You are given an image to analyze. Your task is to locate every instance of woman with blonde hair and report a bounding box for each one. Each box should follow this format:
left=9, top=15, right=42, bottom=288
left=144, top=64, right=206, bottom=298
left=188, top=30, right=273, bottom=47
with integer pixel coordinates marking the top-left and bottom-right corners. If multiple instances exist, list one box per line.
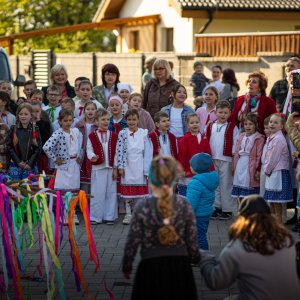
left=143, top=59, right=180, bottom=118
left=122, top=155, right=200, bottom=300
left=200, top=194, right=300, bottom=299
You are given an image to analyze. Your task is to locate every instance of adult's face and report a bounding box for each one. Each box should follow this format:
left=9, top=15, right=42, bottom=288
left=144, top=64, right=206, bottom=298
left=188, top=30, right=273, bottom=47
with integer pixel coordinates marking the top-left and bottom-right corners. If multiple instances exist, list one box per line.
left=285, top=59, right=300, bottom=77
left=104, top=72, right=117, bottom=86
left=212, top=67, right=222, bottom=81
left=53, top=70, right=67, bottom=85
left=153, top=64, right=167, bottom=81
left=247, top=76, right=260, bottom=96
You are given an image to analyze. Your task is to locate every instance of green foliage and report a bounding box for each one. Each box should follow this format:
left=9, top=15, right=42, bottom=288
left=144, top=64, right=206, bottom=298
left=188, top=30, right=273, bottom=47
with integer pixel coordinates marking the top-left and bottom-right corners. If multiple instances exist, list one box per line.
left=0, top=0, right=116, bottom=54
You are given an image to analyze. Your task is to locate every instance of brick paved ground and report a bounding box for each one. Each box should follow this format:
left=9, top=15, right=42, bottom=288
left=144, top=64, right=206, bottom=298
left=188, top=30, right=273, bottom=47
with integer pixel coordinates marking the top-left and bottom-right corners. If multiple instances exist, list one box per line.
left=2, top=210, right=299, bottom=300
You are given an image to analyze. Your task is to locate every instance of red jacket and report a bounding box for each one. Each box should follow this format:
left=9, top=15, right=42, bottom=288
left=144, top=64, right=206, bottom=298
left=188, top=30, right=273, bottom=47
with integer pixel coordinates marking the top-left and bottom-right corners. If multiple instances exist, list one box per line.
left=178, top=132, right=212, bottom=177
left=229, top=95, right=277, bottom=134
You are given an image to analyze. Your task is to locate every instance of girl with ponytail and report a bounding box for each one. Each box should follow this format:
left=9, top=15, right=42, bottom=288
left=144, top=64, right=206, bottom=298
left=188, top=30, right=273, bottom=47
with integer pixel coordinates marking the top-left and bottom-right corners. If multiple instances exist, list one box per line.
left=122, top=155, right=200, bottom=300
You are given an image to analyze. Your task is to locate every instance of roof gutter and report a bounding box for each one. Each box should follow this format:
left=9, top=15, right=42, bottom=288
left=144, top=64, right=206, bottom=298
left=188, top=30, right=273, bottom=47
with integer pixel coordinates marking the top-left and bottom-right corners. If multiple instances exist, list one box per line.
left=198, top=10, right=213, bottom=34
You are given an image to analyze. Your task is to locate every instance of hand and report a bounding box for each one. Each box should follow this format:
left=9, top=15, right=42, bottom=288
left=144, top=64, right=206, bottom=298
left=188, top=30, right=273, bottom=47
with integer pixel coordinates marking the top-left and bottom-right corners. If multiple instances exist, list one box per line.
left=119, top=169, right=125, bottom=177
left=191, top=83, right=196, bottom=88
left=287, top=112, right=300, bottom=124
left=18, top=161, right=26, bottom=168
left=123, top=272, right=131, bottom=280
left=296, top=171, right=300, bottom=182
left=265, top=172, right=271, bottom=177
left=55, top=159, right=64, bottom=166
left=90, top=155, right=99, bottom=162
left=76, top=157, right=81, bottom=165
left=112, top=168, right=118, bottom=180
left=292, top=151, right=299, bottom=159
left=24, top=164, right=31, bottom=170
left=254, top=171, right=260, bottom=181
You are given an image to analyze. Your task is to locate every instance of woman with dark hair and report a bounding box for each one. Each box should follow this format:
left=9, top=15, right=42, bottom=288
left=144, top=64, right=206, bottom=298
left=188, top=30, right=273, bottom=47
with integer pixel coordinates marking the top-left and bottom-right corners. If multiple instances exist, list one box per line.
left=200, top=195, right=300, bottom=299
left=122, top=155, right=200, bottom=300
left=230, top=71, right=277, bottom=133
left=219, top=68, right=240, bottom=108
left=92, top=63, right=120, bottom=108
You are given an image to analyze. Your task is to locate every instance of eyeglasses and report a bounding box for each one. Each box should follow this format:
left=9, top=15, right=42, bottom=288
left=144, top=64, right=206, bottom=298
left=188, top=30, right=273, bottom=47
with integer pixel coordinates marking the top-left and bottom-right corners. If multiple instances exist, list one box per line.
left=48, top=93, right=60, bottom=97
left=154, top=67, right=166, bottom=71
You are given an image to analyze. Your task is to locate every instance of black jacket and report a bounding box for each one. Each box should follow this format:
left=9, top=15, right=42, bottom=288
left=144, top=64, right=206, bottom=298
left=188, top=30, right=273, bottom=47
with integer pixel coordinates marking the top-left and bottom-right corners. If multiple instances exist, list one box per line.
left=7, top=123, right=42, bottom=168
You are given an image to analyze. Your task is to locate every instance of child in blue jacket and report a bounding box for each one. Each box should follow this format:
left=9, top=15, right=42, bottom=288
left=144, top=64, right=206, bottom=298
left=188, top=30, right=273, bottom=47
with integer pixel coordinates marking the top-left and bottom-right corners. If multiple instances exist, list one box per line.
left=186, top=153, right=219, bottom=250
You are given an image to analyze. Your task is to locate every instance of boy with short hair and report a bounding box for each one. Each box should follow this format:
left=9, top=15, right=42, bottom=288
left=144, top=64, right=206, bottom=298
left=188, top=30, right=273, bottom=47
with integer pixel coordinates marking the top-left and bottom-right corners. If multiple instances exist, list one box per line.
left=43, top=85, right=62, bottom=123
left=206, top=100, right=239, bottom=220
left=23, top=80, right=37, bottom=101
left=87, top=108, right=118, bottom=224
left=148, top=111, right=178, bottom=159
left=73, top=76, right=89, bottom=103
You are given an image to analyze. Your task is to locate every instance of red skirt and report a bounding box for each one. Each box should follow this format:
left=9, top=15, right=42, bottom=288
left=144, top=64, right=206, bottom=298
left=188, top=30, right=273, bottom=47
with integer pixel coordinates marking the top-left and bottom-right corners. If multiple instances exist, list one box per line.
left=37, top=153, right=50, bottom=174
left=80, top=154, right=92, bottom=184
left=119, top=184, right=148, bottom=198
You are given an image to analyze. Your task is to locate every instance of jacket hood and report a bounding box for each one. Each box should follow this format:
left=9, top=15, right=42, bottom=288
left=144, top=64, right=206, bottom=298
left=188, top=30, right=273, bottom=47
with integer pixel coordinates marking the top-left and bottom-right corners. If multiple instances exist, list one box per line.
left=193, top=171, right=219, bottom=192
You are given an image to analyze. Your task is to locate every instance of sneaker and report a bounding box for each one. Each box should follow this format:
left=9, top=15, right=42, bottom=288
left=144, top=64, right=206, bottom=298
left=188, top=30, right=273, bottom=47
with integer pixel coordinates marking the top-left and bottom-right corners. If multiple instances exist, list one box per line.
left=122, top=214, right=132, bottom=225
left=90, top=220, right=101, bottom=225
left=106, top=220, right=115, bottom=225
left=210, top=209, right=221, bottom=220
left=219, top=212, right=232, bottom=220
left=74, top=213, right=80, bottom=225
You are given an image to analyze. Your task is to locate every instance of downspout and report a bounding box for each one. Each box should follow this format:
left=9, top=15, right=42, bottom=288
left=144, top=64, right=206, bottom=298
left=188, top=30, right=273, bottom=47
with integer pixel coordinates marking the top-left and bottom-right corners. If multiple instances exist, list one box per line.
left=198, top=10, right=213, bottom=34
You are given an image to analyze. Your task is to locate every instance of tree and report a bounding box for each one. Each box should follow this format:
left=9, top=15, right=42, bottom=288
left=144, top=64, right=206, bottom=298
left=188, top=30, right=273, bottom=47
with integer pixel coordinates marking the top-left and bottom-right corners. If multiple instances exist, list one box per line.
left=0, top=0, right=116, bottom=54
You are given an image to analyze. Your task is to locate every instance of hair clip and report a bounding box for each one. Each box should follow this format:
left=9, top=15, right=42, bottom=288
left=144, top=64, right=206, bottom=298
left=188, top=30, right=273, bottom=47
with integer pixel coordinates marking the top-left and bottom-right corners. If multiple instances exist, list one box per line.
left=163, top=218, right=170, bottom=225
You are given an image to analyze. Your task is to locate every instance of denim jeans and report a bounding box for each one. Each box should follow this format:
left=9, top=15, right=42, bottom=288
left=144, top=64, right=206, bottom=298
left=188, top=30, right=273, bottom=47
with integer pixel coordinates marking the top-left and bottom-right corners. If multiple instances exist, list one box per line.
left=196, top=215, right=210, bottom=250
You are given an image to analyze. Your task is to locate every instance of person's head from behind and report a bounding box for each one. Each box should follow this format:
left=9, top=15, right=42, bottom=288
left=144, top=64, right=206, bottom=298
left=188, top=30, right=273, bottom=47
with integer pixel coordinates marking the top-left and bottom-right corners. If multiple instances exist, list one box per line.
left=222, top=68, right=240, bottom=90
left=193, top=61, right=203, bottom=74
left=124, top=109, right=139, bottom=131
left=154, top=111, right=170, bottom=133
left=244, top=113, right=258, bottom=136
left=285, top=57, right=300, bottom=76
left=29, top=89, right=44, bottom=103
left=47, top=85, right=61, bottom=106
left=216, top=100, right=231, bottom=124
left=0, top=81, right=12, bottom=97
left=109, top=94, right=123, bottom=118
left=149, top=156, right=180, bottom=245
left=204, top=86, right=219, bottom=106
left=268, top=113, right=284, bottom=135
left=61, top=97, right=75, bottom=112
left=230, top=195, right=294, bottom=255
left=152, top=59, right=173, bottom=81
left=0, top=91, right=10, bottom=111
left=58, top=109, right=74, bottom=131
left=246, top=71, right=268, bottom=96
left=263, top=116, right=271, bottom=137
left=74, top=76, right=89, bottom=96
left=117, top=83, right=133, bottom=103
left=101, top=63, right=120, bottom=88
left=128, top=93, right=143, bottom=110
left=187, top=113, right=200, bottom=135
left=211, top=65, right=222, bottom=81
left=23, top=80, right=37, bottom=99
left=190, top=153, right=212, bottom=175
left=95, top=108, right=109, bottom=131
left=78, top=80, right=93, bottom=102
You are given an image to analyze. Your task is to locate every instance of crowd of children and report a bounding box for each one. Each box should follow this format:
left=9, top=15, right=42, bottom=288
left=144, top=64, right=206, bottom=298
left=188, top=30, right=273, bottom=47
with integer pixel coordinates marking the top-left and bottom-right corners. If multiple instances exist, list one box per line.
left=0, top=60, right=300, bottom=238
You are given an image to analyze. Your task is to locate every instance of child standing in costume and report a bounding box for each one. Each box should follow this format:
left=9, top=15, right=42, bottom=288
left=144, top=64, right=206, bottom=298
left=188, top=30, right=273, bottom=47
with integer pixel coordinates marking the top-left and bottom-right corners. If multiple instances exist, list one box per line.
left=43, top=85, right=62, bottom=124
left=0, top=117, right=9, bottom=173
left=117, top=83, right=133, bottom=114
left=76, top=101, right=98, bottom=193
left=87, top=109, right=118, bottom=224
left=149, top=111, right=178, bottom=159
left=116, top=109, right=151, bottom=225
left=196, top=86, right=218, bottom=134
left=264, top=113, right=293, bottom=222
left=187, top=153, right=219, bottom=250
left=232, top=113, right=265, bottom=200
left=7, top=104, right=42, bottom=180
left=178, top=113, right=212, bottom=197
left=108, top=95, right=127, bottom=135
left=206, top=101, right=239, bottom=220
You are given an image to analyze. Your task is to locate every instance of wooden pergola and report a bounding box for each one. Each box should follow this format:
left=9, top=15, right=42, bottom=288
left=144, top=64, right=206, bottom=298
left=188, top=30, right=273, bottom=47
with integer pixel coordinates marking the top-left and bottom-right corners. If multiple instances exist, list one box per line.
left=0, top=14, right=160, bottom=55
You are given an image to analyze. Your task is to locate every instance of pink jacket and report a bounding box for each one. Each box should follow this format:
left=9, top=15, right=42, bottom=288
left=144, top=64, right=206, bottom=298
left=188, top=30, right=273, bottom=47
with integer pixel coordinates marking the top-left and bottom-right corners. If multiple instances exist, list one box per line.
left=263, top=130, right=290, bottom=175
left=196, top=106, right=217, bottom=134
left=138, top=108, right=155, bottom=133
left=233, top=132, right=265, bottom=187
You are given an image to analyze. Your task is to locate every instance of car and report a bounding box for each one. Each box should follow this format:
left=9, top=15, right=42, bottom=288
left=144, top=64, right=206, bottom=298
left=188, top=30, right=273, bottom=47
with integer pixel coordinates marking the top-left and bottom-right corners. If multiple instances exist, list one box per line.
left=0, top=47, right=25, bottom=98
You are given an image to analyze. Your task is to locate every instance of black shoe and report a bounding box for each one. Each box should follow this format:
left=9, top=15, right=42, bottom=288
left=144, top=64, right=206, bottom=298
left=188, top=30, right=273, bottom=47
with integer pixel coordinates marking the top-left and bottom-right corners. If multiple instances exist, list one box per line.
left=285, top=215, right=298, bottom=225
left=219, top=212, right=232, bottom=220
left=292, top=223, right=300, bottom=233
left=210, top=209, right=221, bottom=220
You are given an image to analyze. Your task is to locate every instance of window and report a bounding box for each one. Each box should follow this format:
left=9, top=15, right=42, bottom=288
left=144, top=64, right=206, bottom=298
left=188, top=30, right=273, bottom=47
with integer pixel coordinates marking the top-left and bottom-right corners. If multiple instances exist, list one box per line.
left=129, top=30, right=139, bottom=51
left=165, top=28, right=174, bottom=51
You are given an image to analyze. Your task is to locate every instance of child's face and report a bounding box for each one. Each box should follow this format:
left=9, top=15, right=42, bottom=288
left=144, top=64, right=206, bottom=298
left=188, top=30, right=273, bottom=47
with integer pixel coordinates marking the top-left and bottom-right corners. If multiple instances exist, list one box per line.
left=204, top=89, right=217, bottom=105
left=47, top=91, right=60, bottom=106
left=30, top=93, right=43, bottom=103
left=18, top=108, right=31, bottom=126
left=268, top=115, right=283, bottom=134
left=32, top=105, right=41, bottom=121
left=244, top=120, right=256, bottom=135
left=216, top=107, right=230, bottom=123
left=84, top=104, right=96, bottom=120
left=126, top=114, right=139, bottom=131
left=119, top=89, right=130, bottom=103
left=156, top=117, right=170, bottom=132
left=61, top=102, right=75, bottom=112
left=264, top=124, right=271, bottom=137
left=129, top=96, right=142, bottom=110
left=109, top=100, right=122, bottom=116
left=174, top=87, right=187, bottom=104
left=187, top=116, right=200, bottom=135
left=23, top=84, right=35, bottom=98
left=74, top=80, right=81, bottom=96
left=194, top=65, right=203, bottom=74
left=96, top=115, right=109, bottom=130
left=79, top=84, right=92, bottom=101
left=60, top=115, right=73, bottom=131
left=0, top=83, right=12, bottom=96
left=212, top=67, right=222, bottom=81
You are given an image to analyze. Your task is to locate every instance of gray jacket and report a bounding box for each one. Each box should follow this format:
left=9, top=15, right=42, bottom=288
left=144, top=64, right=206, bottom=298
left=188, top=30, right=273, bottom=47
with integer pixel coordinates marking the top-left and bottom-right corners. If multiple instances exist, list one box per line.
left=200, top=239, right=300, bottom=300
